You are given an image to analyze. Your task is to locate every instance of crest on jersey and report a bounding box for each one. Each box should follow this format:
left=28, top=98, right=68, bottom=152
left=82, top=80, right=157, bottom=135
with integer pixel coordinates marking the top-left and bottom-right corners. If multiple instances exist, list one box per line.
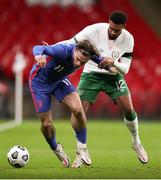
left=78, top=90, right=83, bottom=96
left=112, top=51, right=119, bottom=60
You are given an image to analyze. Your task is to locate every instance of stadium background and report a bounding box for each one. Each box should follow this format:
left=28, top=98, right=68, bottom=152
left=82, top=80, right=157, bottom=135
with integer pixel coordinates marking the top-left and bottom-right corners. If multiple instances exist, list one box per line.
left=0, top=0, right=161, bottom=120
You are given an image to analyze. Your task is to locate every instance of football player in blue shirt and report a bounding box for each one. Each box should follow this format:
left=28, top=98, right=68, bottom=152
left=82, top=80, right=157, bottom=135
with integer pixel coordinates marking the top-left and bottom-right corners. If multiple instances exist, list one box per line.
left=29, top=39, right=105, bottom=168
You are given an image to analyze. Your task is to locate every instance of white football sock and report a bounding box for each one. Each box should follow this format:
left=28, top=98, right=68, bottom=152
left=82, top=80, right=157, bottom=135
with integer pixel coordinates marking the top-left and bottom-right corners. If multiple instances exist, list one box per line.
left=124, top=116, right=141, bottom=145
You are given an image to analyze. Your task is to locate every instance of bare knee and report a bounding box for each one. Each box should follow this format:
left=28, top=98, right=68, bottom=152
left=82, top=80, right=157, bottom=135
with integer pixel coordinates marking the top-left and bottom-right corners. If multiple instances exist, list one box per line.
left=39, top=112, right=51, bottom=126
left=82, top=100, right=90, bottom=113
left=38, top=112, right=54, bottom=137
left=72, top=106, right=85, bottom=119
left=71, top=106, right=86, bottom=130
left=41, top=118, right=52, bottom=129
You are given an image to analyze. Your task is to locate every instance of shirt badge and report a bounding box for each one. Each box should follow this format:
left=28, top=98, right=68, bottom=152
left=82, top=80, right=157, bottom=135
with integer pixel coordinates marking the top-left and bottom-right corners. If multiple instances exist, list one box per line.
left=112, top=51, right=119, bottom=60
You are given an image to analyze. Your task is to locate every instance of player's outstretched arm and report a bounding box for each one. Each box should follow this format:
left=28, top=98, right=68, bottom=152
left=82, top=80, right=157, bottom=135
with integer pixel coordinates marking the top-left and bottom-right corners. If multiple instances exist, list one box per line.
left=33, top=45, right=60, bottom=57
left=98, top=57, right=114, bottom=68
left=33, top=44, right=66, bottom=67
left=91, top=55, right=104, bottom=64
left=33, top=45, right=56, bottom=67
left=98, top=57, right=131, bottom=74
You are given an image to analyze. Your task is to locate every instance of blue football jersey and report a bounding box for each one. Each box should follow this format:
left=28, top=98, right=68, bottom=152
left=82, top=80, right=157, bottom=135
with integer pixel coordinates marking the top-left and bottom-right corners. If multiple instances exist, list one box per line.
left=30, top=43, right=103, bottom=113
left=32, top=44, right=76, bottom=82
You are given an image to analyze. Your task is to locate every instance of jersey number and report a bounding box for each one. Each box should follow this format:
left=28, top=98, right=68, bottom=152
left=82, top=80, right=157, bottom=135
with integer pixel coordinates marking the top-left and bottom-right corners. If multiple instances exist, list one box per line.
left=116, top=80, right=126, bottom=91
left=54, top=65, right=64, bottom=72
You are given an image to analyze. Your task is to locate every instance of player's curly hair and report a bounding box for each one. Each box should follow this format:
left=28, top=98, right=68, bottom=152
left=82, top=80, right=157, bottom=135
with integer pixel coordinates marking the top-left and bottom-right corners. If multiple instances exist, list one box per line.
left=109, top=10, right=128, bottom=25
left=76, top=39, right=100, bottom=57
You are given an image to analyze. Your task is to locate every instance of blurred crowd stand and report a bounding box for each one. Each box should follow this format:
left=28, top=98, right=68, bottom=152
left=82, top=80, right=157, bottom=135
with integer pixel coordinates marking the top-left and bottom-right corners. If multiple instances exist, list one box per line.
left=0, top=0, right=160, bottom=120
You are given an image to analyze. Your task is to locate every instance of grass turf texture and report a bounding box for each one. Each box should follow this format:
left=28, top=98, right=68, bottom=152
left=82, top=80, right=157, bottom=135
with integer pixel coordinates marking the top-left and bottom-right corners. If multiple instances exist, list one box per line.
left=0, top=120, right=161, bottom=179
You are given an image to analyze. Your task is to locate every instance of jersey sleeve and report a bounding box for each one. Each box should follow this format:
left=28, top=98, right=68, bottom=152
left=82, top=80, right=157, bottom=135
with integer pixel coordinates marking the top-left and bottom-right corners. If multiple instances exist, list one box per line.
left=91, top=55, right=104, bottom=64
left=125, top=33, right=134, bottom=54
left=114, top=57, right=132, bottom=74
left=114, top=33, right=134, bottom=75
left=33, top=45, right=68, bottom=60
left=55, top=38, right=75, bottom=44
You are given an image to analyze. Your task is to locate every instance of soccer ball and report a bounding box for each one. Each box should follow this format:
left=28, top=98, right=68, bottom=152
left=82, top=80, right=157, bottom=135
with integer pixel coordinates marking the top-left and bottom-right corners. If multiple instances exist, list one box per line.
left=7, top=145, right=29, bottom=168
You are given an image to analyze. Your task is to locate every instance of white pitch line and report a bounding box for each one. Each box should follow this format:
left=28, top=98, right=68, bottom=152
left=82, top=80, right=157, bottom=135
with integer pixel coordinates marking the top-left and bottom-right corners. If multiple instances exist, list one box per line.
left=0, top=121, right=21, bottom=132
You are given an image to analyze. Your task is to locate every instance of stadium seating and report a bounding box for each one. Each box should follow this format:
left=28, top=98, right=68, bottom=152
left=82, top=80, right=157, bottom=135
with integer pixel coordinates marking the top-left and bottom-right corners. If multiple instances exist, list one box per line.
left=0, top=0, right=161, bottom=117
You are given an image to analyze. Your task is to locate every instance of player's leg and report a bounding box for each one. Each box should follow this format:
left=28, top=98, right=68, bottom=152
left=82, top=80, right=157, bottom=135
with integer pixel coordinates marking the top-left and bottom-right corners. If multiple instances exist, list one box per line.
left=57, top=74, right=98, bottom=145
left=62, top=92, right=87, bottom=139
left=61, top=91, right=91, bottom=168
left=38, top=111, right=70, bottom=167
left=70, top=87, right=98, bottom=130
left=29, top=75, right=70, bottom=167
left=71, top=100, right=90, bottom=129
left=53, top=77, right=94, bottom=168
left=54, top=78, right=87, bottom=142
left=70, top=73, right=100, bottom=167
left=103, top=74, right=148, bottom=164
left=38, top=111, right=57, bottom=150
left=71, top=72, right=101, bottom=125
left=116, top=94, right=148, bottom=164
left=30, top=101, right=70, bottom=167
left=115, top=94, right=139, bottom=144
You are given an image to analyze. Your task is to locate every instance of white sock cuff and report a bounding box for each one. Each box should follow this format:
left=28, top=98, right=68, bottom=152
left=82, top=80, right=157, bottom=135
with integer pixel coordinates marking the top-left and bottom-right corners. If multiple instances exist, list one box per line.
left=77, top=141, right=87, bottom=148
left=124, top=116, right=139, bottom=133
left=124, top=116, right=138, bottom=124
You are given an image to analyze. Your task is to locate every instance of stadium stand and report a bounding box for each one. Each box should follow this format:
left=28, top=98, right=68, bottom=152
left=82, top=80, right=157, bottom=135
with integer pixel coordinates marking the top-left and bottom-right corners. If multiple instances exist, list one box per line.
left=0, top=0, right=161, bottom=118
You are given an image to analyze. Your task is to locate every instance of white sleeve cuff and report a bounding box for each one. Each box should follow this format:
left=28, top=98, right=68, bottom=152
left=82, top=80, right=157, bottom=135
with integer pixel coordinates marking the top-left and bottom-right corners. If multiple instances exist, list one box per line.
left=114, top=59, right=130, bottom=75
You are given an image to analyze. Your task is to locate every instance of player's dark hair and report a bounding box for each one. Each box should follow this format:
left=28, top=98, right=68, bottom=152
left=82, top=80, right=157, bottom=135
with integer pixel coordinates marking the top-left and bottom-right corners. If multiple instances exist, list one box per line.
left=76, top=39, right=100, bottom=57
left=109, top=10, right=128, bottom=25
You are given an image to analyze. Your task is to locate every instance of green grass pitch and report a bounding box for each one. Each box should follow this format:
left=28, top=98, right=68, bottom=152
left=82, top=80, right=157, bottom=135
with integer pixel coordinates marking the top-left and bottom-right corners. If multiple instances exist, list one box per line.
left=0, top=120, right=161, bottom=179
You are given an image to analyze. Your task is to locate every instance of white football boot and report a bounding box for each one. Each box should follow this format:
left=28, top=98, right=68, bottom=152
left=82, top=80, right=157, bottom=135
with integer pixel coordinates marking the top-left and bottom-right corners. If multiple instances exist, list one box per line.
left=54, top=143, right=70, bottom=167
left=132, top=143, right=148, bottom=164
left=72, top=142, right=91, bottom=168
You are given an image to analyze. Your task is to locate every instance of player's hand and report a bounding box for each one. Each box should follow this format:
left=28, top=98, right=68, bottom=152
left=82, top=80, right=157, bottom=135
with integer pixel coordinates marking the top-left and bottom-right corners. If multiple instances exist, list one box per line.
left=100, top=64, right=118, bottom=73
left=98, top=57, right=114, bottom=69
left=108, top=66, right=119, bottom=73
left=42, top=41, right=49, bottom=46
left=35, top=55, right=46, bottom=67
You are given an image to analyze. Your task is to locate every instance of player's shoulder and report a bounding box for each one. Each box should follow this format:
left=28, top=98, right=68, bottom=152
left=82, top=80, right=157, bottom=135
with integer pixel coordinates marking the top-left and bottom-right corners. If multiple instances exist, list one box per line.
left=53, top=43, right=74, bottom=50
left=51, top=43, right=75, bottom=58
left=122, top=29, right=134, bottom=41
left=120, top=29, right=134, bottom=52
left=87, top=22, right=108, bottom=28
